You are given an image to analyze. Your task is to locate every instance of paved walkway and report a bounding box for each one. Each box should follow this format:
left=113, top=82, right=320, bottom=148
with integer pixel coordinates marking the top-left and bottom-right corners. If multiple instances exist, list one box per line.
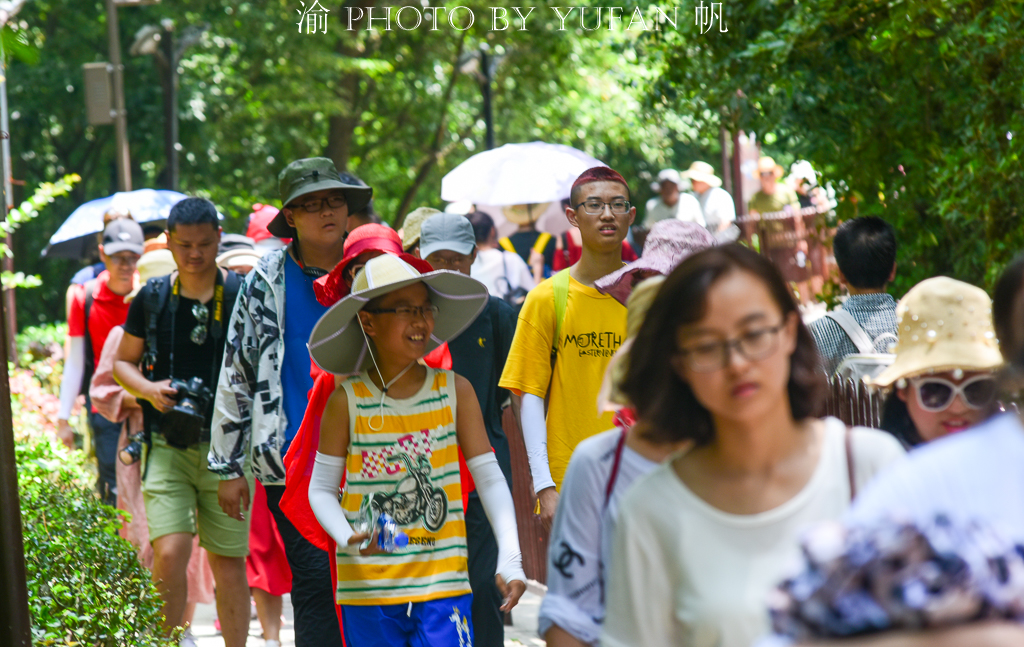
left=190, top=588, right=544, bottom=647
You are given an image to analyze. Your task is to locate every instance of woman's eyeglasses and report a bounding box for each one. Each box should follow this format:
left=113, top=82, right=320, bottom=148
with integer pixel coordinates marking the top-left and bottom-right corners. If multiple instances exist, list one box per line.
left=191, top=303, right=209, bottom=345
left=677, top=322, right=785, bottom=373
left=911, top=374, right=997, bottom=412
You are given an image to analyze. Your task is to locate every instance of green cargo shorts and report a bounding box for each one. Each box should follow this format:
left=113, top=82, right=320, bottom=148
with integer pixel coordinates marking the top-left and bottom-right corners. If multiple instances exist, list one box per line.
left=141, top=436, right=253, bottom=557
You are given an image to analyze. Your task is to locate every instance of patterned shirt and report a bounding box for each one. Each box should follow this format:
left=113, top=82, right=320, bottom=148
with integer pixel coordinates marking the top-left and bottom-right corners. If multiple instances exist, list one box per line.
left=809, top=293, right=898, bottom=375
left=336, top=367, right=470, bottom=605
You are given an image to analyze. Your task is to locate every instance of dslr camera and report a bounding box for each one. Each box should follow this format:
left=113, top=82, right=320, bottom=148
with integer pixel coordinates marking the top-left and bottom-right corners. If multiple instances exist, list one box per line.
left=159, top=377, right=214, bottom=449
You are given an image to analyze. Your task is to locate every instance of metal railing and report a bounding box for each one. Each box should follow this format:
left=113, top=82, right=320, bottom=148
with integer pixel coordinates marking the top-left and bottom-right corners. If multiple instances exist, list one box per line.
left=823, top=375, right=886, bottom=428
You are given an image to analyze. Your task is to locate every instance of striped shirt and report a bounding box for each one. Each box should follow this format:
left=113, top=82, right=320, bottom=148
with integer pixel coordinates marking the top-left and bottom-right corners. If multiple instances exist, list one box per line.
left=809, top=293, right=898, bottom=375
left=336, top=367, right=470, bottom=605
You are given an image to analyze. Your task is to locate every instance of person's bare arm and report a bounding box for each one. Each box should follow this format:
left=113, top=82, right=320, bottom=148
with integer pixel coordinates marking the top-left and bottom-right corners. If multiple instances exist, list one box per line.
left=112, top=331, right=178, bottom=413
left=545, top=625, right=590, bottom=647
left=798, top=622, right=1024, bottom=647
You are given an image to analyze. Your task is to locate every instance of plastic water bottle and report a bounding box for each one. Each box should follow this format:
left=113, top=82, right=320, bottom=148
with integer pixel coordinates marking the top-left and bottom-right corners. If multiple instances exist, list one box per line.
left=375, top=512, right=409, bottom=553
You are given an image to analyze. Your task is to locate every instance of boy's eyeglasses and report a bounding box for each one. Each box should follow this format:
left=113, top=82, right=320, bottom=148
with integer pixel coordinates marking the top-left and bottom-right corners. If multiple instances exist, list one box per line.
left=574, top=199, right=631, bottom=216
left=677, top=322, right=785, bottom=373
left=107, top=253, right=139, bottom=267
left=911, top=374, right=997, bottom=412
left=365, top=305, right=440, bottom=321
left=291, top=194, right=347, bottom=213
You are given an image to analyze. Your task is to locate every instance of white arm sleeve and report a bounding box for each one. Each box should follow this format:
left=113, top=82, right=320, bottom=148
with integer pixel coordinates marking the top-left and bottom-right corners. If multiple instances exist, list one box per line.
left=521, top=392, right=555, bottom=493
left=309, top=452, right=359, bottom=554
left=58, top=336, right=86, bottom=420
left=467, top=452, right=526, bottom=585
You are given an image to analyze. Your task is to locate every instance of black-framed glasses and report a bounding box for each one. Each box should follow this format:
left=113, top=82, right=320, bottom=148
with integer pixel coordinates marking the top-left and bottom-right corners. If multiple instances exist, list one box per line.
left=911, top=374, right=997, bottom=412
left=677, top=322, right=786, bottom=372
left=365, top=305, right=439, bottom=320
left=574, top=199, right=631, bottom=215
left=191, top=303, right=209, bottom=345
left=292, top=194, right=347, bottom=213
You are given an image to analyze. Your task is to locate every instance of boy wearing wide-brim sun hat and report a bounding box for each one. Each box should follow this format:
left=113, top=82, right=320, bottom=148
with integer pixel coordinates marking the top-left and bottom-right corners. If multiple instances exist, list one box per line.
left=870, top=276, right=1004, bottom=447
left=306, top=254, right=527, bottom=645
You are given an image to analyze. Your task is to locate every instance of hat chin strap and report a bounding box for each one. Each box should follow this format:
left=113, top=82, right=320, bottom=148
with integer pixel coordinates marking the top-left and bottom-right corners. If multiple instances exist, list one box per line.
left=359, top=322, right=418, bottom=432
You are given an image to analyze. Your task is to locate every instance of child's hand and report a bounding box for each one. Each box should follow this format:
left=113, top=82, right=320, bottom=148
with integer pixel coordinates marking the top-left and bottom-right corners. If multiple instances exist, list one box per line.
left=496, top=574, right=527, bottom=612
left=347, top=528, right=384, bottom=556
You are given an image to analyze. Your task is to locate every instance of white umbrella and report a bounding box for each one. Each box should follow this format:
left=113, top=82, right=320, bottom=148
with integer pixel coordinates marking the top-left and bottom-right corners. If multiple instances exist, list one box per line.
left=441, top=141, right=605, bottom=206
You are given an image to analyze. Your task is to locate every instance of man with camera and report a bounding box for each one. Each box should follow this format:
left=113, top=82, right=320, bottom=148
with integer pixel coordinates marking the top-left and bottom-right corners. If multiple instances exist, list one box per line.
left=114, top=197, right=250, bottom=647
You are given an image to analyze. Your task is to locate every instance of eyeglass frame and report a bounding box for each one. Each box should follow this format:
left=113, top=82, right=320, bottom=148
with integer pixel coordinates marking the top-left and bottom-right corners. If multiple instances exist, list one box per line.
left=105, top=252, right=140, bottom=267
left=364, top=304, right=440, bottom=321
left=572, top=199, right=632, bottom=216
left=909, top=374, right=997, bottom=412
left=676, top=320, right=788, bottom=373
left=289, top=193, right=348, bottom=214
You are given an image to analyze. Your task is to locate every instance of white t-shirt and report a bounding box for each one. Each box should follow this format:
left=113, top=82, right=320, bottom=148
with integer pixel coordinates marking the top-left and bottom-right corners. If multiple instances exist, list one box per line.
left=644, top=193, right=705, bottom=228
left=695, top=186, right=737, bottom=233
left=538, top=428, right=659, bottom=645
left=470, top=248, right=535, bottom=300
left=601, top=418, right=905, bottom=647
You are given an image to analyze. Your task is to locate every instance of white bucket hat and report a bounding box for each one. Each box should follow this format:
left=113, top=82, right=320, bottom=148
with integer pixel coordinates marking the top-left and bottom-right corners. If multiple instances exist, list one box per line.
left=307, top=254, right=488, bottom=374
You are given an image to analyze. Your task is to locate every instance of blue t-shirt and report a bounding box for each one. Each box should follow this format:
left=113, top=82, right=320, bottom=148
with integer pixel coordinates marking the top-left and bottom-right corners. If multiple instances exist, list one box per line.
left=282, top=253, right=329, bottom=452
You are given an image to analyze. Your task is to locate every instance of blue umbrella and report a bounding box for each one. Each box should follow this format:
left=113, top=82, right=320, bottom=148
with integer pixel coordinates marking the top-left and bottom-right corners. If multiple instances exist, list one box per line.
left=42, top=189, right=191, bottom=259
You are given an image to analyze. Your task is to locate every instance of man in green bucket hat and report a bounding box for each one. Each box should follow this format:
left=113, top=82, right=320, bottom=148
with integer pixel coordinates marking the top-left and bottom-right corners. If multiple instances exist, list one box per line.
left=211, top=157, right=370, bottom=647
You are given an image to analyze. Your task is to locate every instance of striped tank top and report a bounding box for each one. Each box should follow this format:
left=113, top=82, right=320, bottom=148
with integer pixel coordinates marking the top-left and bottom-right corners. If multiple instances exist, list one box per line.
left=336, top=366, right=470, bottom=605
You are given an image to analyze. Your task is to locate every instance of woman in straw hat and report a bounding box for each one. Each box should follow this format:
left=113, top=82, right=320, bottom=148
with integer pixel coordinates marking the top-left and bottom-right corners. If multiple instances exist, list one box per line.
left=872, top=277, right=1003, bottom=447
left=540, top=276, right=690, bottom=647
left=749, top=156, right=814, bottom=303
left=601, top=245, right=904, bottom=647
left=306, top=254, right=526, bottom=644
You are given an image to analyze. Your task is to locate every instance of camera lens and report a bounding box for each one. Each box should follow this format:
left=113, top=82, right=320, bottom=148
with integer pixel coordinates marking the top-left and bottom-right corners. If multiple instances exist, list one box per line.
left=119, top=441, right=143, bottom=466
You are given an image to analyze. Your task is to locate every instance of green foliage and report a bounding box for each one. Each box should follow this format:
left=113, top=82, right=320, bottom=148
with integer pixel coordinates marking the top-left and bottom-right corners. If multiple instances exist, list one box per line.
left=0, top=173, right=80, bottom=289
left=17, top=432, right=175, bottom=647
left=644, top=0, right=1024, bottom=295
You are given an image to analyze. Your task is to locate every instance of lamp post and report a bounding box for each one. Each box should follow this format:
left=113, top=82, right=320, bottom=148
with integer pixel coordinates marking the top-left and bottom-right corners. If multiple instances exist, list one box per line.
left=130, top=20, right=207, bottom=191
left=459, top=44, right=504, bottom=151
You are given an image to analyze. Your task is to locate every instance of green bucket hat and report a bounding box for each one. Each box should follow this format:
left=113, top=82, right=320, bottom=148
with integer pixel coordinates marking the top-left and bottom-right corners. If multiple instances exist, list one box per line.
left=269, top=157, right=374, bottom=238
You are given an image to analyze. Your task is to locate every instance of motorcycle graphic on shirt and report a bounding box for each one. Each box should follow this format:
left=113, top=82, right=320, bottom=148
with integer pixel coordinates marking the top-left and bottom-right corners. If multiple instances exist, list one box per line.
left=363, top=453, right=449, bottom=532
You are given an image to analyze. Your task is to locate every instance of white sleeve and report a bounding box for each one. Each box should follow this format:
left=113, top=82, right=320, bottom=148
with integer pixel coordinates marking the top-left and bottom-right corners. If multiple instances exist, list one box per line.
left=309, top=452, right=359, bottom=554
left=509, top=252, right=536, bottom=290
left=58, top=336, right=86, bottom=420
left=521, top=392, right=555, bottom=493
left=466, top=452, right=526, bottom=585
left=539, top=444, right=606, bottom=643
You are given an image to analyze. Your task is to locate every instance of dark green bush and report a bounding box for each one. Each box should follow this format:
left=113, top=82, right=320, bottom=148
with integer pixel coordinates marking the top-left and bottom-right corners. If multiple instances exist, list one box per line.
left=17, top=432, right=176, bottom=647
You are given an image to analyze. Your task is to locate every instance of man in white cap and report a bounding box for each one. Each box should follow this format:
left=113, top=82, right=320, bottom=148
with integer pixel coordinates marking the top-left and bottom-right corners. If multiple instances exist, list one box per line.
left=643, top=168, right=704, bottom=228
left=682, top=161, right=737, bottom=237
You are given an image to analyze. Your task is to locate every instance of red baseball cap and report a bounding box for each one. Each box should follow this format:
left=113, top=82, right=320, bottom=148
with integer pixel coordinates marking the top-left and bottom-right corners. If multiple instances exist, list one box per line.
left=247, top=204, right=289, bottom=244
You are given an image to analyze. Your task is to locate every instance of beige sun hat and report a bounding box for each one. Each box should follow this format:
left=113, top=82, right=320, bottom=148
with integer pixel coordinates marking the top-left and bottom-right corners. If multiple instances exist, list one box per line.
left=597, top=275, right=666, bottom=412
left=501, top=202, right=552, bottom=227
left=125, top=249, right=177, bottom=303
left=869, top=276, right=1004, bottom=388
left=757, top=156, right=784, bottom=179
left=681, top=161, right=722, bottom=188
left=400, top=207, right=442, bottom=251
left=307, top=254, right=488, bottom=375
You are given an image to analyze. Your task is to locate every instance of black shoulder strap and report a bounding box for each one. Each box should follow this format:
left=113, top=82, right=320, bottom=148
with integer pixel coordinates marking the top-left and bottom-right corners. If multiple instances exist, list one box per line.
left=142, top=275, right=173, bottom=379
left=79, top=280, right=97, bottom=396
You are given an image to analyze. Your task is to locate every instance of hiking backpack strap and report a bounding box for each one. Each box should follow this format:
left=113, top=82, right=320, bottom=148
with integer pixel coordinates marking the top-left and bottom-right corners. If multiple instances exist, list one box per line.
left=825, top=309, right=875, bottom=355
left=142, top=275, right=173, bottom=381
left=550, top=269, right=571, bottom=362
left=533, top=232, right=552, bottom=254
left=79, top=280, right=97, bottom=396
left=498, top=237, right=516, bottom=253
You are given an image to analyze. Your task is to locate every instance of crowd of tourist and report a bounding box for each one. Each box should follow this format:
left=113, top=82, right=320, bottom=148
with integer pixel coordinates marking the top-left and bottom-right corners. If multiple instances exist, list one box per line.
left=55, top=155, right=1024, bottom=647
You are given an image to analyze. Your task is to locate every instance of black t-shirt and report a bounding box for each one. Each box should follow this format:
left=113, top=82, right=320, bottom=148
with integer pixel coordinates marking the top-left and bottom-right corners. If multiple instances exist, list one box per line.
left=507, top=230, right=556, bottom=270
left=447, top=296, right=517, bottom=489
left=122, top=275, right=236, bottom=441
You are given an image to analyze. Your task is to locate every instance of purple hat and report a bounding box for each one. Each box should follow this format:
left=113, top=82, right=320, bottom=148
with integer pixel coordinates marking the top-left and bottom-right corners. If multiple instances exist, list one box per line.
left=595, top=220, right=716, bottom=305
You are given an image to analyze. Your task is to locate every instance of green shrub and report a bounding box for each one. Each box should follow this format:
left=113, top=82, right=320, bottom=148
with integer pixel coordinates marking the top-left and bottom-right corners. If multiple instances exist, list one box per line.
left=17, top=431, right=176, bottom=646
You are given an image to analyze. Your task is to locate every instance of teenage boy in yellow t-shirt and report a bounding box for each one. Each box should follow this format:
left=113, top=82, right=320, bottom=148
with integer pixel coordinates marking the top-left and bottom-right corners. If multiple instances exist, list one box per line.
left=499, top=166, right=634, bottom=530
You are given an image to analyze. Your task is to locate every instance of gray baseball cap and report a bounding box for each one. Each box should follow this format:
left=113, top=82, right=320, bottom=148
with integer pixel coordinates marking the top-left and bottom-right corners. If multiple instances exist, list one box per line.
left=419, top=213, right=476, bottom=259
left=101, top=219, right=144, bottom=256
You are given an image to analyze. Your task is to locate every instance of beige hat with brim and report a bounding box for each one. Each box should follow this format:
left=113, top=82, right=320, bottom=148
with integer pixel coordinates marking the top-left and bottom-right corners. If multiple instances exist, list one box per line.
left=681, top=161, right=722, bottom=188
left=307, top=254, right=488, bottom=375
left=125, top=249, right=177, bottom=302
left=217, top=248, right=265, bottom=271
left=869, top=276, right=1003, bottom=388
left=401, top=207, right=441, bottom=250
left=598, top=276, right=665, bottom=411
left=502, top=203, right=552, bottom=227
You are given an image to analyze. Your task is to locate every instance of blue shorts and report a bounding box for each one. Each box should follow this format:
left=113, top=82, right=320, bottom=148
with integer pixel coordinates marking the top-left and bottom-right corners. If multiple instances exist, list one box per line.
left=341, top=593, right=474, bottom=647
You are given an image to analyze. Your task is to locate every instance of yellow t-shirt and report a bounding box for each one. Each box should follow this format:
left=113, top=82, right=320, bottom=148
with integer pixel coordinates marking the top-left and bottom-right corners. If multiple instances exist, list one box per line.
left=499, top=273, right=626, bottom=489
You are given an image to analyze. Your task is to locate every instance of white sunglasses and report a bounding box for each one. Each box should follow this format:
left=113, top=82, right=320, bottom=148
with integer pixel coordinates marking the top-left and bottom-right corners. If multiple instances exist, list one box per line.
left=909, top=374, right=997, bottom=412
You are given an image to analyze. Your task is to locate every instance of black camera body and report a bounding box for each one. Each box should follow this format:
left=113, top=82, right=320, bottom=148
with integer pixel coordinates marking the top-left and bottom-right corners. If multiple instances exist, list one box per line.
left=159, top=377, right=214, bottom=448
